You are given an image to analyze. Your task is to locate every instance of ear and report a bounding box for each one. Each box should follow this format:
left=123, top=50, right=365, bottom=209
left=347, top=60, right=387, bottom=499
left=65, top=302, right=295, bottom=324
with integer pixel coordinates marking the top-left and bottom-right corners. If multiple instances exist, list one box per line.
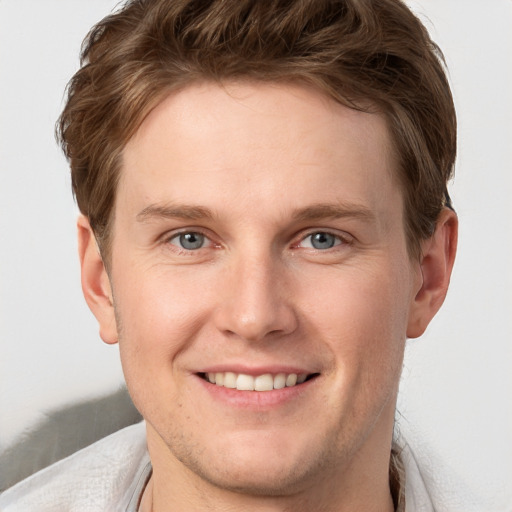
left=407, top=208, right=458, bottom=338
left=77, top=215, right=118, bottom=344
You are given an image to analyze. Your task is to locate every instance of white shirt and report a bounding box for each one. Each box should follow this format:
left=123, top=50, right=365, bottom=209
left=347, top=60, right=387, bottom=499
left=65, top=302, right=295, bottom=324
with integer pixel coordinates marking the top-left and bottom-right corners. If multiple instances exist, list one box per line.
left=0, top=422, right=472, bottom=511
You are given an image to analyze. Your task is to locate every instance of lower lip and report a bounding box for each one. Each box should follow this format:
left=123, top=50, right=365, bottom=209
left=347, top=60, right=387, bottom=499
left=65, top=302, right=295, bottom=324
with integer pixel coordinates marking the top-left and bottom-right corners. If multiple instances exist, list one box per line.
left=196, top=375, right=318, bottom=409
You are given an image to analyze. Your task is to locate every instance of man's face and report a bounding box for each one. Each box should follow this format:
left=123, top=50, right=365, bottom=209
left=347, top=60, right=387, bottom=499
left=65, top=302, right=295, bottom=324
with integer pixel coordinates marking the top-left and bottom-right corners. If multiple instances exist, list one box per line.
left=107, top=82, right=422, bottom=494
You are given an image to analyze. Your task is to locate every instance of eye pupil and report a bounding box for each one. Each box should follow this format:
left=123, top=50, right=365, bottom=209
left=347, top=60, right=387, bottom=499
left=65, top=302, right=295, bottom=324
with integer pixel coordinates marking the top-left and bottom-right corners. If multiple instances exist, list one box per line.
left=179, top=232, right=204, bottom=250
left=311, top=232, right=336, bottom=249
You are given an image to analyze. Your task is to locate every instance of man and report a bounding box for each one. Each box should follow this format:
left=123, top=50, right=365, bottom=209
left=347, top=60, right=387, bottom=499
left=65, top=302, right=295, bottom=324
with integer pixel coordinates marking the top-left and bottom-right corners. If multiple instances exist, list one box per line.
left=0, top=0, right=458, bottom=510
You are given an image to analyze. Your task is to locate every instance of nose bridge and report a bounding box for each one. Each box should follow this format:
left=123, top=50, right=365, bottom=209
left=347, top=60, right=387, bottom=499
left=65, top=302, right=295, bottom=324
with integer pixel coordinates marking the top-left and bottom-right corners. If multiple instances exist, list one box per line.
left=215, top=247, right=297, bottom=342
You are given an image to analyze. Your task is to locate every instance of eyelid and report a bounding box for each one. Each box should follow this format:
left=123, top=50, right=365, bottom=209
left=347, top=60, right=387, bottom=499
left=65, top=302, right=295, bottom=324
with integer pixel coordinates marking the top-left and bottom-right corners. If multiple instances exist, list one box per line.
left=159, top=227, right=352, bottom=252
left=162, top=228, right=217, bottom=250
left=295, top=229, right=353, bottom=249
left=170, top=232, right=210, bottom=248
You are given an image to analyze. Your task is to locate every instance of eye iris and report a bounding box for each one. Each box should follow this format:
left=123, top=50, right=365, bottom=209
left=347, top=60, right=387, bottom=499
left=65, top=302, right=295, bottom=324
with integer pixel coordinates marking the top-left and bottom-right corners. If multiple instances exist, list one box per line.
left=179, top=232, right=204, bottom=250
left=311, top=232, right=336, bottom=249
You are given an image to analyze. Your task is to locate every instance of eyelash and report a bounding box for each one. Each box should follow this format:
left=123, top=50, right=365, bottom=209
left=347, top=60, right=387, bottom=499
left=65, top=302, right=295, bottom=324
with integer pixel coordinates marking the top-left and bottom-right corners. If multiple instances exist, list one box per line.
left=163, top=229, right=351, bottom=254
left=295, top=231, right=352, bottom=251
left=164, top=230, right=214, bottom=252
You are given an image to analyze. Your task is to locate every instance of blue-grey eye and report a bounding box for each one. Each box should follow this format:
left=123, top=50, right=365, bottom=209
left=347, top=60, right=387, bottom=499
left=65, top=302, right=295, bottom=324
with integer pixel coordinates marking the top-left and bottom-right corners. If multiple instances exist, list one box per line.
left=301, top=232, right=341, bottom=250
left=175, top=232, right=206, bottom=250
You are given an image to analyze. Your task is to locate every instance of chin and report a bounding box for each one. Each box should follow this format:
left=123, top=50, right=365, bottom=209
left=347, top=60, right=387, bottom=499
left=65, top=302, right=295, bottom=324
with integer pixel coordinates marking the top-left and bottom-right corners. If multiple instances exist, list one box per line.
left=187, top=456, right=318, bottom=497
left=173, top=430, right=337, bottom=497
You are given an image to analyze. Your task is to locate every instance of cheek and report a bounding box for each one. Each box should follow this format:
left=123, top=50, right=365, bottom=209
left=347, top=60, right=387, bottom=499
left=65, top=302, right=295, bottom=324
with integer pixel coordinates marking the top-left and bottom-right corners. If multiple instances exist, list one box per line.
left=112, top=266, right=209, bottom=406
left=114, top=261, right=208, bottom=340
left=292, top=265, right=410, bottom=453
left=302, top=262, right=411, bottom=378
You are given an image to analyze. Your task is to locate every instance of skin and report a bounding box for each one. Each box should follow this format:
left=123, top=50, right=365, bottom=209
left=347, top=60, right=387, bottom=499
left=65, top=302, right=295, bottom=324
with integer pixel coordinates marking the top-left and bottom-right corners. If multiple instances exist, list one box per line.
left=78, top=82, right=457, bottom=511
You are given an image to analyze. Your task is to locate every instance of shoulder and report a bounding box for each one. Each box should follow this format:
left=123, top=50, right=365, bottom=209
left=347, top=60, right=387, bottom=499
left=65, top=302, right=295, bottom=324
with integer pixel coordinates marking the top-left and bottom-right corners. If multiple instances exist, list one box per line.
left=0, top=422, right=150, bottom=512
left=399, top=438, right=435, bottom=512
left=398, top=432, right=485, bottom=512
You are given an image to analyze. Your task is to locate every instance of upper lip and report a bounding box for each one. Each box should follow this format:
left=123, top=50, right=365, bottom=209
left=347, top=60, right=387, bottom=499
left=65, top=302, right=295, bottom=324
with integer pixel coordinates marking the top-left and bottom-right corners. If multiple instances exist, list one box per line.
left=195, top=365, right=317, bottom=376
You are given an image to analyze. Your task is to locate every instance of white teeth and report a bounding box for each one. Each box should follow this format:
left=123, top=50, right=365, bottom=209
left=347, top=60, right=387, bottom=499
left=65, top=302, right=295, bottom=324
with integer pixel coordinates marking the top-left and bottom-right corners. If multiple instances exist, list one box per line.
left=273, top=373, right=286, bottom=389
left=236, top=373, right=255, bottom=391
left=254, top=374, right=273, bottom=391
left=204, top=371, right=311, bottom=391
left=285, top=373, right=297, bottom=387
left=223, top=372, right=237, bottom=389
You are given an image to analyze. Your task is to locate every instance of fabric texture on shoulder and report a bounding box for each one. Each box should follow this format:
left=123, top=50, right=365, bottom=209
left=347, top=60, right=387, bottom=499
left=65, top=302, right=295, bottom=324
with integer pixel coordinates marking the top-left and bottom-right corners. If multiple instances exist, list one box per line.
left=1, top=422, right=487, bottom=511
left=398, top=429, right=488, bottom=512
left=0, top=421, right=150, bottom=512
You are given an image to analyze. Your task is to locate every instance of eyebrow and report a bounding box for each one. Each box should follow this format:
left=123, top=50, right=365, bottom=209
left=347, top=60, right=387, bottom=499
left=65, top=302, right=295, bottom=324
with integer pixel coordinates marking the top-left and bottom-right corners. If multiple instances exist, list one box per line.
left=136, top=203, right=214, bottom=222
left=291, top=202, right=376, bottom=223
left=135, top=201, right=375, bottom=224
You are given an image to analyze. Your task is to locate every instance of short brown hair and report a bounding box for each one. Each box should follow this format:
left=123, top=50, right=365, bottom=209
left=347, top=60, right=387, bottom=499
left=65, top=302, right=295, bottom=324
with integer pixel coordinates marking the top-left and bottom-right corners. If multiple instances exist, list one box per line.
left=57, top=0, right=456, bottom=259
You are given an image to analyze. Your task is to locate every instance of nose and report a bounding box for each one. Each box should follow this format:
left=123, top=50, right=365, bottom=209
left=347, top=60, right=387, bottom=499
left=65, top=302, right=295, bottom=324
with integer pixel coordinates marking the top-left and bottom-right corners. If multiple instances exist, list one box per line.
left=213, top=251, right=298, bottom=343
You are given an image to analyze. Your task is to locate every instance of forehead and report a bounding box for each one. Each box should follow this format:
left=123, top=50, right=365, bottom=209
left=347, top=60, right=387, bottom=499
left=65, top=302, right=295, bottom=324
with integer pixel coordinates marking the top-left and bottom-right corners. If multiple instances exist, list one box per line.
left=118, top=81, right=401, bottom=229
left=126, top=81, right=393, bottom=169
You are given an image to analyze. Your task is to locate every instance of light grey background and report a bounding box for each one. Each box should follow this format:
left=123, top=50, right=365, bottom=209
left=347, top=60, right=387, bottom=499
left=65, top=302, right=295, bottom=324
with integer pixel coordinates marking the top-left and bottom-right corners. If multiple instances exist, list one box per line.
left=1, top=0, right=511, bottom=507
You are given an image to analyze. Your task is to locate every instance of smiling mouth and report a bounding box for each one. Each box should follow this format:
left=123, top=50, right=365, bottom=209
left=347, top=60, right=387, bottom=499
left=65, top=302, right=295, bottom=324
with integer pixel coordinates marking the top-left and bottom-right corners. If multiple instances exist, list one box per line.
left=199, top=372, right=319, bottom=391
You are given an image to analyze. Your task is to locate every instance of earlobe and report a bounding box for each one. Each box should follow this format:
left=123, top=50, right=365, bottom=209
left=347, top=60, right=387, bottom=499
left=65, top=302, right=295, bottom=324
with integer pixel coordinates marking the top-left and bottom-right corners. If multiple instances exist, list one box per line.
left=406, top=208, right=458, bottom=339
left=77, top=215, right=118, bottom=344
